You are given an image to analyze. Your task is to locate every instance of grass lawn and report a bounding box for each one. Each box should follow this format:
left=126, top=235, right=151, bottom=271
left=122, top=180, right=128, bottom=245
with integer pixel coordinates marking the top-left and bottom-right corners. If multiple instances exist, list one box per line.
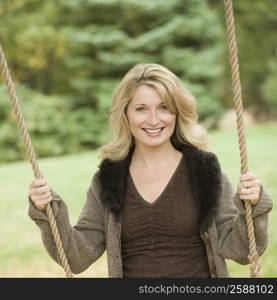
left=0, top=122, right=276, bottom=277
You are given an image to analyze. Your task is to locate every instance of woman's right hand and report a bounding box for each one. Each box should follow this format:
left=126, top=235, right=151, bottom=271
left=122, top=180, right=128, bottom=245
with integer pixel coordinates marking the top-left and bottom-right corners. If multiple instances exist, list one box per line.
left=29, top=178, right=53, bottom=211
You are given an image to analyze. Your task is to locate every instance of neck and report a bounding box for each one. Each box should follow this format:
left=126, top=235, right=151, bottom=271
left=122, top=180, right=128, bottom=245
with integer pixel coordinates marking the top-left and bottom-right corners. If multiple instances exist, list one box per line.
left=131, top=141, right=182, bottom=170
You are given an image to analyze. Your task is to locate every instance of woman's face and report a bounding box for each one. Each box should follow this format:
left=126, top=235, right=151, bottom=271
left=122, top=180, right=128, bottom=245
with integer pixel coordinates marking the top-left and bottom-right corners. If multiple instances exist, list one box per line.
left=126, top=84, right=176, bottom=148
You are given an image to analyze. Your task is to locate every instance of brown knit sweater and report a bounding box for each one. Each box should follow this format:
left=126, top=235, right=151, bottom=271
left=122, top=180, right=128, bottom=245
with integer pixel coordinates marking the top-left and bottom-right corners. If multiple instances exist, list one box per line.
left=28, top=148, right=273, bottom=277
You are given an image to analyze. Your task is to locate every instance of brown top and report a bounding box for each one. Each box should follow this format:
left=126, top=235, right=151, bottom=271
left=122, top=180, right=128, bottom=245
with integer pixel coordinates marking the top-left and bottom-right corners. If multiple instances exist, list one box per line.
left=121, top=155, right=210, bottom=278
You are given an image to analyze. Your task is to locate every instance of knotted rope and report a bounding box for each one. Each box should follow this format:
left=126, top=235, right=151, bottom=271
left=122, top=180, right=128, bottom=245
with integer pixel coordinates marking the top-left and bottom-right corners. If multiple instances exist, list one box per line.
left=223, top=0, right=261, bottom=278
left=0, top=43, right=73, bottom=278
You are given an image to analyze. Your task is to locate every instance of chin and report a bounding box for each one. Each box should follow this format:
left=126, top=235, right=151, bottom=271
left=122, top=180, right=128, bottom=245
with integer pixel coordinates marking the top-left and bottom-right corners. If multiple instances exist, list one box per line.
left=139, top=138, right=171, bottom=148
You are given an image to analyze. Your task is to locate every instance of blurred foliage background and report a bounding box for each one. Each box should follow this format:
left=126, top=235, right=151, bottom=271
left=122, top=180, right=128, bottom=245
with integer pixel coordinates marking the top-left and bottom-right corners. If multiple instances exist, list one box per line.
left=0, top=0, right=276, bottom=163
left=0, top=0, right=276, bottom=278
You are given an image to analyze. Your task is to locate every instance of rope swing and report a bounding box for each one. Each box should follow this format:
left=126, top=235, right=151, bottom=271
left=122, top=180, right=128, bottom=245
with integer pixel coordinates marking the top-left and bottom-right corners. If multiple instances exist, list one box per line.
left=0, top=0, right=261, bottom=278
left=0, top=44, right=73, bottom=278
left=223, top=0, right=261, bottom=278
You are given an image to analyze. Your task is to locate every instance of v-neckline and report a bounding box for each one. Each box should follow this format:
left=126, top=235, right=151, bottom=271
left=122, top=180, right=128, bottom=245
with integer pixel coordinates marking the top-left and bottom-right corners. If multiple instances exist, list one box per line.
left=128, top=154, right=184, bottom=206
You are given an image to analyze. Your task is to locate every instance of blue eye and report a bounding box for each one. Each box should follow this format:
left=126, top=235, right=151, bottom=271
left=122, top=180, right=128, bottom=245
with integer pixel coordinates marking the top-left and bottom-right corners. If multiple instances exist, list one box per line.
left=160, top=105, right=168, bottom=110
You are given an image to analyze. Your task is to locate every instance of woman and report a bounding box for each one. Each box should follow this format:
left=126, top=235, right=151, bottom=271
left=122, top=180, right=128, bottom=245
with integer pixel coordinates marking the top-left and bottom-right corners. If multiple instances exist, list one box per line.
left=28, top=63, right=272, bottom=277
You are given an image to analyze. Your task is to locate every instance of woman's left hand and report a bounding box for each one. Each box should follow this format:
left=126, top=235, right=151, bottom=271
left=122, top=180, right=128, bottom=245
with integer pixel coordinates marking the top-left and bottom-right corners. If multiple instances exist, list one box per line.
left=237, top=171, right=262, bottom=205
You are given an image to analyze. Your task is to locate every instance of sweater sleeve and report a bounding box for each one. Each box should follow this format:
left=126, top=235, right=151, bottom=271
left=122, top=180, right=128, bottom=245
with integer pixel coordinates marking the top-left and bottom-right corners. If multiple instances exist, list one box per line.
left=28, top=171, right=106, bottom=274
left=216, top=172, right=273, bottom=265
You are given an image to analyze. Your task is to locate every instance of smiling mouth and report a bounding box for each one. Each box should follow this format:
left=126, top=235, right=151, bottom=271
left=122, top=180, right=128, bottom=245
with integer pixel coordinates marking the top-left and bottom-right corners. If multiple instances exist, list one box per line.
left=142, top=127, right=165, bottom=134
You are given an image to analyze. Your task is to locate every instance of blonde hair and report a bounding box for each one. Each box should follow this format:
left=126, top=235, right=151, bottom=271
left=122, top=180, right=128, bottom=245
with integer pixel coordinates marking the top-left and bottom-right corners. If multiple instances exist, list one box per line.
left=98, top=63, right=209, bottom=161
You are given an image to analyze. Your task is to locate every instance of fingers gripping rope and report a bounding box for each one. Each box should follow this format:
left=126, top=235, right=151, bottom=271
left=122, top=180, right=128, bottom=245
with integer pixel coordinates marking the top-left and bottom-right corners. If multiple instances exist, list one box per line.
left=0, top=43, right=73, bottom=278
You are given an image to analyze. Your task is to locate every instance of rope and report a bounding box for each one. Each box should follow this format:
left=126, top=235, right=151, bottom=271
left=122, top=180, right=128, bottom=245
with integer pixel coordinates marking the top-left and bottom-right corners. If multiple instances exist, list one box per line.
left=223, top=0, right=261, bottom=278
left=0, top=43, right=73, bottom=278
left=1, top=1, right=261, bottom=278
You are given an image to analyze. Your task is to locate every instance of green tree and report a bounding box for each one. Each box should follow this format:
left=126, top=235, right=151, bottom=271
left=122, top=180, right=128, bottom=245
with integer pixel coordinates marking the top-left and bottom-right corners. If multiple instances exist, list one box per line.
left=0, top=0, right=225, bottom=163
left=209, top=0, right=277, bottom=118
left=60, top=0, right=224, bottom=119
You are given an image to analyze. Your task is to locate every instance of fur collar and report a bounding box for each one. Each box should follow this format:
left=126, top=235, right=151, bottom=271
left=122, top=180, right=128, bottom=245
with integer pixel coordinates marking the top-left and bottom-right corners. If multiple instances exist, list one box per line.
left=98, top=141, right=222, bottom=231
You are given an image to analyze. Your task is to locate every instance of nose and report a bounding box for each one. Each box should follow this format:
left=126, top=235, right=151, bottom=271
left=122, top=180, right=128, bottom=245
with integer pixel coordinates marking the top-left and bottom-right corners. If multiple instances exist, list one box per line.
left=146, top=109, right=160, bottom=127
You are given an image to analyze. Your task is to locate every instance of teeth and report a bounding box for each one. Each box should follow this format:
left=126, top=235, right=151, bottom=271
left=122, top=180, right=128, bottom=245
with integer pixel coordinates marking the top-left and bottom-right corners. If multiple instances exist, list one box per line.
left=144, top=128, right=163, bottom=133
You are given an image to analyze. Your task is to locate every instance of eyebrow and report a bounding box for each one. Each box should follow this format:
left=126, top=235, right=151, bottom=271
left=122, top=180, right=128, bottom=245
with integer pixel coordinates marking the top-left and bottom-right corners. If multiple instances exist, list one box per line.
left=134, top=102, right=166, bottom=106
